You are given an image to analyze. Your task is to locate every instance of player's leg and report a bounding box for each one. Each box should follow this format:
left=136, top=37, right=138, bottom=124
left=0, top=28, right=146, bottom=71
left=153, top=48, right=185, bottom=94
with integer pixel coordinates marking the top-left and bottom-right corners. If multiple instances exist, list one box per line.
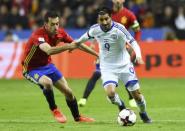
left=53, top=76, right=94, bottom=122
left=125, top=88, right=137, bottom=107
left=78, top=71, right=101, bottom=106
left=83, top=71, right=101, bottom=99
left=101, top=71, right=126, bottom=111
left=126, top=43, right=137, bottom=107
left=24, top=73, right=58, bottom=110
left=128, top=84, right=152, bottom=123
left=122, top=63, right=152, bottom=123
left=38, top=75, right=67, bottom=123
left=23, top=68, right=66, bottom=123
left=38, top=75, right=57, bottom=110
left=105, top=84, right=126, bottom=111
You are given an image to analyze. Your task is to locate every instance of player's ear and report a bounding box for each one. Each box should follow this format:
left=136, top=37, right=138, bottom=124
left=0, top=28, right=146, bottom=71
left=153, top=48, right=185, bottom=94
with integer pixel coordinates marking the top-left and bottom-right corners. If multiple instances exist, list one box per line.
left=44, top=22, right=46, bottom=26
left=44, top=22, right=49, bottom=30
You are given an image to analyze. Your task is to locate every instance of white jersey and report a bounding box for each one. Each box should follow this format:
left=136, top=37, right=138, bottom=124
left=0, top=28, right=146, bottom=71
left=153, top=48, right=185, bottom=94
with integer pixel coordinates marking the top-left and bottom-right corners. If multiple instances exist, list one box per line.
left=76, top=21, right=142, bottom=72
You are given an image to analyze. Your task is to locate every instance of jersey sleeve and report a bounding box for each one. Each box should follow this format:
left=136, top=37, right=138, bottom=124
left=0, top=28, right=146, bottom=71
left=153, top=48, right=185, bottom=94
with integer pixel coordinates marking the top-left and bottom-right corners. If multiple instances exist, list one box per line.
left=32, top=35, right=46, bottom=46
left=118, top=24, right=142, bottom=58
left=75, top=26, right=95, bottom=43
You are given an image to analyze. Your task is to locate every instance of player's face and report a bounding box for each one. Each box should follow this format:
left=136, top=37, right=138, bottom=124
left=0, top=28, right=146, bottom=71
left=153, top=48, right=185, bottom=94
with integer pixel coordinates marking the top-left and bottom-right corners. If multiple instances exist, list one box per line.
left=45, top=17, right=59, bottom=35
left=112, top=0, right=124, bottom=9
left=98, top=14, right=112, bottom=32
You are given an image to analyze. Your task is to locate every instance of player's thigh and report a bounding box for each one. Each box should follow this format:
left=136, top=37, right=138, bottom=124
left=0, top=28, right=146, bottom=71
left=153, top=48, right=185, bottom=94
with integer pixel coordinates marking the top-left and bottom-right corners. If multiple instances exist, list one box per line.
left=38, top=75, right=53, bottom=88
left=53, top=77, right=72, bottom=94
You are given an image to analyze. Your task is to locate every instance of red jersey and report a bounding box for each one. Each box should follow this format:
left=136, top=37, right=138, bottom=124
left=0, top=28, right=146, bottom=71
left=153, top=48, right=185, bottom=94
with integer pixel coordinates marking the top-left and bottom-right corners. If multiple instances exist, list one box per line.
left=112, top=8, right=141, bottom=41
left=22, top=27, right=73, bottom=72
left=112, top=8, right=136, bottom=29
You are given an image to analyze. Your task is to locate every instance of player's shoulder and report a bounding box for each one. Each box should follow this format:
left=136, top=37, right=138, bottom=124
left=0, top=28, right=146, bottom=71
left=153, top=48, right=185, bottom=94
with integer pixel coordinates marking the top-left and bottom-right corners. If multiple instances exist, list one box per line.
left=122, top=8, right=135, bottom=15
left=88, top=24, right=101, bottom=35
left=113, top=22, right=128, bottom=35
left=90, top=24, right=100, bottom=30
left=56, top=27, right=68, bottom=37
left=122, top=8, right=136, bottom=19
left=113, top=21, right=126, bottom=30
left=32, top=27, right=46, bottom=37
left=57, top=27, right=66, bottom=34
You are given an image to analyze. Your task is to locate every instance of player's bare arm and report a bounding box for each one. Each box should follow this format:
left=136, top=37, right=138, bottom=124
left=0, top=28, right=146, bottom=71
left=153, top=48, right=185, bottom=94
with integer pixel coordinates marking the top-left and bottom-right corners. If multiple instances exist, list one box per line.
left=39, top=42, right=78, bottom=55
left=79, top=43, right=99, bottom=57
left=70, top=41, right=99, bottom=58
left=129, top=41, right=144, bottom=65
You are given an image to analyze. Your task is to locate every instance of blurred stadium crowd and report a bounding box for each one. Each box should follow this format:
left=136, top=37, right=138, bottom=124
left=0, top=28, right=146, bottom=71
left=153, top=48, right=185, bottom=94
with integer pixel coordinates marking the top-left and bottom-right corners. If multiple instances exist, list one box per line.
left=0, top=0, right=185, bottom=39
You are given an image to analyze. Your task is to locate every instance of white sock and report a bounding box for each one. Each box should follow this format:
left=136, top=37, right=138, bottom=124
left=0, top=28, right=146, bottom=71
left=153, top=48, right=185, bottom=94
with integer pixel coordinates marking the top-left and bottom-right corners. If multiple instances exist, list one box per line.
left=108, top=93, right=123, bottom=106
left=136, top=95, right=146, bottom=113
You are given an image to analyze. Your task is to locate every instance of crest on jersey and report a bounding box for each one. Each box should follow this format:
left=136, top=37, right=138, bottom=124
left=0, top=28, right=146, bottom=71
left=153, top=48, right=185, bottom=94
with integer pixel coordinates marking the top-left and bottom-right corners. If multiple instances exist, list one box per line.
left=121, top=16, right=127, bottom=25
left=110, top=34, right=117, bottom=40
left=38, top=37, right=45, bottom=42
left=34, top=73, right=39, bottom=80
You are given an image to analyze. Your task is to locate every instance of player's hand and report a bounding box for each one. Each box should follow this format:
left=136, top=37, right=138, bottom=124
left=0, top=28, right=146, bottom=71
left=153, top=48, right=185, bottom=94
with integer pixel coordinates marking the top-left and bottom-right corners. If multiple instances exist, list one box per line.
left=71, top=41, right=81, bottom=46
left=136, top=57, right=145, bottom=64
left=68, top=41, right=80, bottom=53
left=68, top=43, right=78, bottom=50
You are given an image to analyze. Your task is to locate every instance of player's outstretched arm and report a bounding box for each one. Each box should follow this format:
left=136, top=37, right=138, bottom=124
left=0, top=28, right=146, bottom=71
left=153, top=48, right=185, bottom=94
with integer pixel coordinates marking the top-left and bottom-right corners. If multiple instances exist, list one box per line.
left=39, top=42, right=78, bottom=55
left=70, top=41, right=99, bottom=58
left=79, top=43, right=99, bottom=57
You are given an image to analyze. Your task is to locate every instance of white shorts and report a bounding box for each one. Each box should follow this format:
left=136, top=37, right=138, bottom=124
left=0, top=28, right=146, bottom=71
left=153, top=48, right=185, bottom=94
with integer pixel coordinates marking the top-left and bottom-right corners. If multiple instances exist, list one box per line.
left=101, top=63, right=140, bottom=91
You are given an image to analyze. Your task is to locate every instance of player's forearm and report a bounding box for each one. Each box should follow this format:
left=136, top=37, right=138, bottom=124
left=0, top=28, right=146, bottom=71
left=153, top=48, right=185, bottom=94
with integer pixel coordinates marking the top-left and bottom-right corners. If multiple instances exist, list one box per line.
left=130, top=41, right=142, bottom=58
left=79, top=44, right=99, bottom=57
left=47, top=44, right=75, bottom=55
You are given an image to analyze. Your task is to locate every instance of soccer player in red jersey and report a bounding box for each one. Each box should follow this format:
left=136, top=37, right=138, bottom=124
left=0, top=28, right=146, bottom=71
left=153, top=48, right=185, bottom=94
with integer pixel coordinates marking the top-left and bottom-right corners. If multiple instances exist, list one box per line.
left=112, top=0, right=141, bottom=41
left=22, top=11, right=98, bottom=123
left=78, top=0, right=141, bottom=108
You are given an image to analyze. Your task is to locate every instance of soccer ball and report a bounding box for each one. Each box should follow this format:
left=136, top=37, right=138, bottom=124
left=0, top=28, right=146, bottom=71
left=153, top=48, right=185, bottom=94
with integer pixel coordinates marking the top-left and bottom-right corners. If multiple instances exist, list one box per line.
left=117, top=109, right=136, bottom=126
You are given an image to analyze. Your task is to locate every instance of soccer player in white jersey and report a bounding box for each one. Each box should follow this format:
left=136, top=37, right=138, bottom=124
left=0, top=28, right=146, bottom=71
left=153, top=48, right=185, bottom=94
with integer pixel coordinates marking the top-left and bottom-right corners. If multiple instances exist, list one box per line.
left=73, top=6, right=152, bottom=123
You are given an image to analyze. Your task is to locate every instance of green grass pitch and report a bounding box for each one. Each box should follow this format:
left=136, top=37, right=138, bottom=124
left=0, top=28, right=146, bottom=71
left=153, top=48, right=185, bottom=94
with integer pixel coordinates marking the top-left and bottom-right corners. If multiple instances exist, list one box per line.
left=0, top=78, right=185, bottom=131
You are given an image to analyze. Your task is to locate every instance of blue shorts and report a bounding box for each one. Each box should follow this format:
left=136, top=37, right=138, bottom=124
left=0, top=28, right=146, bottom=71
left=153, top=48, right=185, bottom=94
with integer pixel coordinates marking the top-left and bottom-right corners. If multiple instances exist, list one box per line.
left=23, top=63, right=62, bottom=85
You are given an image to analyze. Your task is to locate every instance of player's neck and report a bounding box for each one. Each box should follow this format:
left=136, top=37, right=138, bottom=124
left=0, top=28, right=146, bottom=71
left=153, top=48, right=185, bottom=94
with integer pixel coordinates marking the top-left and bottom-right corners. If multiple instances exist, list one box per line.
left=44, top=25, right=55, bottom=37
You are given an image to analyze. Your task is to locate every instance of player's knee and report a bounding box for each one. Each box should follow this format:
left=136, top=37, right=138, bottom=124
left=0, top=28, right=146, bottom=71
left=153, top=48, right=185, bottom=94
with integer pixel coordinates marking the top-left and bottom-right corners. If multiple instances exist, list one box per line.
left=134, top=93, right=143, bottom=102
left=131, top=90, right=142, bottom=102
left=39, top=76, right=53, bottom=89
left=43, top=79, right=53, bottom=89
left=107, top=90, right=115, bottom=97
left=92, top=71, right=101, bottom=80
left=104, top=84, right=116, bottom=96
left=106, top=87, right=115, bottom=97
left=127, top=83, right=140, bottom=94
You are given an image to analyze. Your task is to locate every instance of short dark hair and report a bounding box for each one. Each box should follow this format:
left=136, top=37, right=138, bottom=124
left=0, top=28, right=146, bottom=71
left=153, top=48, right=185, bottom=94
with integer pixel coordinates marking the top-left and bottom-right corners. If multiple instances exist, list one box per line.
left=44, top=11, right=59, bottom=22
left=97, top=6, right=112, bottom=16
